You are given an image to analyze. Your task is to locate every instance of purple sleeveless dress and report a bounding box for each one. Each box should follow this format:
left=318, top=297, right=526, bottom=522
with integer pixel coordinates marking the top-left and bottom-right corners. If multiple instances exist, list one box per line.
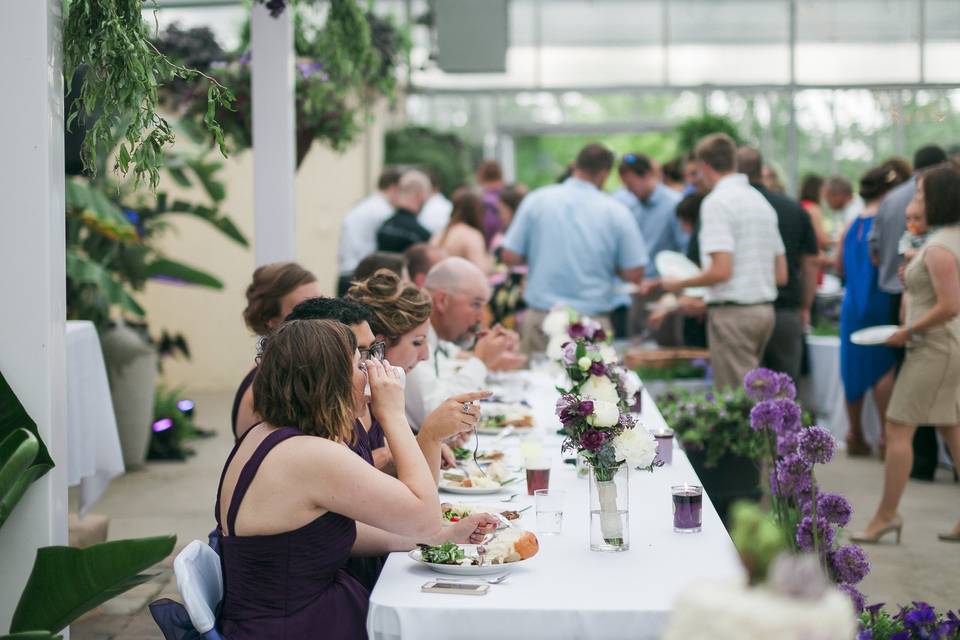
left=230, top=366, right=258, bottom=440
left=215, top=427, right=369, bottom=639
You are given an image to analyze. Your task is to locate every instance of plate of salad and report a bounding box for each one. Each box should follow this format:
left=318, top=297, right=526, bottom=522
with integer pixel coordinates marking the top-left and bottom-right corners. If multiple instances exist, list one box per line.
left=410, top=532, right=539, bottom=575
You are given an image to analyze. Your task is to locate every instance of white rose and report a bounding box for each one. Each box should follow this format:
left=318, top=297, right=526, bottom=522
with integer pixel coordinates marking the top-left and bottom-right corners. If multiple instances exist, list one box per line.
left=546, top=334, right=566, bottom=361
left=578, top=356, right=592, bottom=371
left=542, top=307, right=573, bottom=337
left=622, top=370, right=642, bottom=399
left=613, top=428, right=657, bottom=468
left=599, top=343, right=619, bottom=365
left=588, top=400, right=621, bottom=428
left=580, top=374, right=620, bottom=405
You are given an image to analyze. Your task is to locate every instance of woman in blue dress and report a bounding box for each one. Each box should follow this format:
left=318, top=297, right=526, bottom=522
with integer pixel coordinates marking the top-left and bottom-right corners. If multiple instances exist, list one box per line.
left=837, top=164, right=907, bottom=456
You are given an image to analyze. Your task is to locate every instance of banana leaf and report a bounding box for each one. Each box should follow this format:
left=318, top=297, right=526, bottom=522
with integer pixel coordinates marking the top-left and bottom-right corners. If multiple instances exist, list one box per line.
left=66, top=250, right=145, bottom=317
left=10, top=535, right=176, bottom=634
left=0, top=370, right=53, bottom=532
left=0, top=429, right=44, bottom=531
left=162, top=198, right=248, bottom=247
left=145, top=258, right=224, bottom=289
left=64, top=180, right=137, bottom=242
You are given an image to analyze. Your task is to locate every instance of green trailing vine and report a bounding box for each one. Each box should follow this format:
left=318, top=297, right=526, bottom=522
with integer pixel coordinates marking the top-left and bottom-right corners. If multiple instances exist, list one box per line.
left=63, top=0, right=234, bottom=188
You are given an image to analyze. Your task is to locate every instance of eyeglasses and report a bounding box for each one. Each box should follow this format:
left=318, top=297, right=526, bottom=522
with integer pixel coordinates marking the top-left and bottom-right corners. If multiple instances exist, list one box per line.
left=359, top=341, right=386, bottom=362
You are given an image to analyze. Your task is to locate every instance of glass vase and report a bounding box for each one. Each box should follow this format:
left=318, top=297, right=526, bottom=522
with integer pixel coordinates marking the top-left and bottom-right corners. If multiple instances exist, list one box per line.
left=588, top=463, right=629, bottom=552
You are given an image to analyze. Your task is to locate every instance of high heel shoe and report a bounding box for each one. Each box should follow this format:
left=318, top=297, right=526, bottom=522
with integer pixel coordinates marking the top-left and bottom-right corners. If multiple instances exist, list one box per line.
left=938, top=530, right=960, bottom=543
left=850, top=515, right=903, bottom=544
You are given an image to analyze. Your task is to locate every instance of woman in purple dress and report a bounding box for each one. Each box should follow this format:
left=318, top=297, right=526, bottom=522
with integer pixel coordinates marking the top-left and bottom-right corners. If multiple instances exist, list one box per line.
left=216, top=319, right=496, bottom=638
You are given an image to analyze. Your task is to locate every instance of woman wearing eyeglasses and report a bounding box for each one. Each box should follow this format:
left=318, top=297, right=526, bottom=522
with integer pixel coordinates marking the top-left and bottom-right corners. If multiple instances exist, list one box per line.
left=347, top=269, right=490, bottom=478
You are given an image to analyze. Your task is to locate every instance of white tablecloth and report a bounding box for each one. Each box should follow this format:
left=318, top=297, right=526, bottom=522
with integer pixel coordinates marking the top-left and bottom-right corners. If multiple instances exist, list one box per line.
left=66, top=321, right=125, bottom=515
left=367, top=372, right=744, bottom=640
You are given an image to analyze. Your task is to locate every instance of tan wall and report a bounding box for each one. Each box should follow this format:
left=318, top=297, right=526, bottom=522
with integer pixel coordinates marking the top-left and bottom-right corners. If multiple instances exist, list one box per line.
left=141, top=106, right=388, bottom=393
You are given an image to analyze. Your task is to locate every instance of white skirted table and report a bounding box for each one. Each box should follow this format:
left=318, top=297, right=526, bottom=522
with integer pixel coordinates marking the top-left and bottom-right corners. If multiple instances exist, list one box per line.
left=366, top=372, right=743, bottom=640
left=66, top=321, right=125, bottom=515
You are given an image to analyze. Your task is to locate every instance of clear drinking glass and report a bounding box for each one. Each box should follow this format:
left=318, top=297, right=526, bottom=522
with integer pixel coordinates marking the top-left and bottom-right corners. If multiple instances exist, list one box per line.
left=535, top=489, right=565, bottom=535
left=525, top=456, right=551, bottom=496
left=672, top=484, right=703, bottom=533
left=654, top=430, right=675, bottom=465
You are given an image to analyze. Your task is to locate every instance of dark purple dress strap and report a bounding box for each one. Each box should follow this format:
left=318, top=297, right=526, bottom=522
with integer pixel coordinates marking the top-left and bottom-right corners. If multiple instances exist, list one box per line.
left=224, top=427, right=306, bottom=536
left=230, top=366, right=258, bottom=439
left=214, top=421, right=263, bottom=533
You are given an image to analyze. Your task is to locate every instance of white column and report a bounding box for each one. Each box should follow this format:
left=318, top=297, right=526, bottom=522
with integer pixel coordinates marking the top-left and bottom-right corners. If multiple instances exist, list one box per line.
left=0, top=0, right=68, bottom=631
left=251, top=4, right=297, bottom=267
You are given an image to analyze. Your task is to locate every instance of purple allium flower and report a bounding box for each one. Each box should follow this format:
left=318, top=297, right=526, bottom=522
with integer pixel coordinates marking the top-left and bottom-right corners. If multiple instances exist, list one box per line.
left=799, top=426, right=835, bottom=465
left=773, top=398, right=802, bottom=434
left=796, top=515, right=834, bottom=552
left=588, top=361, right=606, bottom=376
left=775, top=453, right=813, bottom=497
left=773, top=372, right=797, bottom=400
left=744, top=368, right=780, bottom=401
left=838, top=583, right=866, bottom=613
left=580, top=428, right=608, bottom=452
left=856, top=631, right=873, bottom=640
left=816, top=493, right=853, bottom=527
left=777, top=430, right=799, bottom=457
left=830, top=545, right=871, bottom=584
left=750, top=399, right=784, bottom=432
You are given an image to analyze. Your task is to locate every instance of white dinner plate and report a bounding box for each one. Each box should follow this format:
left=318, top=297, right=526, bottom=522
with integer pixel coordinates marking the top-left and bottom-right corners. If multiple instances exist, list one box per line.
left=408, top=545, right=533, bottom=575
left=476, top=424, right=530, bottom=436
left=818, top=274, right=843, bottom=297
left=851, top=325, right=899, bottom=346
left=439, top=481, right=513, bottom=495
left=656, top=251, right=701, bottom=280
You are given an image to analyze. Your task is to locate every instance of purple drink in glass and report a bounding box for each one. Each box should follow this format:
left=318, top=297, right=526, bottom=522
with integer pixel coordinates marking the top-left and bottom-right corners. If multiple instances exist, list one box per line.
left=672, top=484, right=703, bottom=533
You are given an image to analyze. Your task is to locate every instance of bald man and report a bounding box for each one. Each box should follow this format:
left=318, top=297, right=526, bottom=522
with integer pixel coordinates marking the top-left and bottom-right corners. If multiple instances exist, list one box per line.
left=404, top=257, right=523, bottom=429
left=376, top=169, right=433, bottom=253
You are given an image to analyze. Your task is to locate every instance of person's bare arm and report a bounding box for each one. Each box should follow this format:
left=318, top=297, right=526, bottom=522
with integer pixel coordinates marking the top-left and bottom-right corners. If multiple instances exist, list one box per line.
left=775, top=254, right=788, bottom=287
left=618, top=266, right=646, bottom=285
left=886, top=246, right=960, bottom=346
left=801, top=254, right=819, bottom=325
left=501, top=248, right=524, bottom=267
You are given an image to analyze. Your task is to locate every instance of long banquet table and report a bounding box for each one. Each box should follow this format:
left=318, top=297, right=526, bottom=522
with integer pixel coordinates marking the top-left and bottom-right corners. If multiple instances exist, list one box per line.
left=367, top=371, right=744, bottom=640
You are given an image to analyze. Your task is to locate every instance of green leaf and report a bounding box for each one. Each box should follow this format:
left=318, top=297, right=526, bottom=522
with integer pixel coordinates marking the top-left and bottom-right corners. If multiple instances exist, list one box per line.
left=66, top=250, right=145, bottom=317
left=0, top=632, right=63, bottom=639
left=64, top=180, right=137, bottom=242
left=0, top=429, right=43, bottom=531
left=144, top=258, right=223, bottom=289
left=163, top=200, right=248, bottom=247
left=0, top=369, right=54, bottom=532
left=10, top=535, right=176, bottom=634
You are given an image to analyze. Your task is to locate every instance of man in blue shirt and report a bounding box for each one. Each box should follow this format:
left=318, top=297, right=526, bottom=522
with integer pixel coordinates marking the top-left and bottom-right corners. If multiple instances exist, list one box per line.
left=612, top=153, right=687, bottom=341
left=501, top=144, right=649, bottom=353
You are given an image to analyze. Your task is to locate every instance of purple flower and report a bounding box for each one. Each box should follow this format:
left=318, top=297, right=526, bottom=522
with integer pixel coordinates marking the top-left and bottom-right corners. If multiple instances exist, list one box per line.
left=556, top=395, right=589, bottom=425
left=296, top=61, right=325, bottom=78
left=774, top=398, right=802, bottom=434
left=588, top=361, right=606, bottom=376
left=856, top=631, right=873, bottom=640
left=750, top=400, right=784, bottom=432
left=838, top=583, right=866, bottom=613
left=744, top=368, right=780, bottom=401
left=568, top=322, right=587, bottom=339
left=796, top=515, right=834, bottom=552
left=776, top=454, right=813, bottom=497
left=774, top=372, right=797, bottom=400
left=901, top=602, right=937, bottom=631
left=578, top=399, right=594, bottom=416
left=580, top=429, right=608, bottom=452
left=777, top=430, right=799, bottom=457
left=562, top=342, right=577, bottom=366
left=816, top=493, right=853, bottom=527
left=798, top=426, right=835, bottom=465
left=593, top=328, right=607, bottom=342
left=830, top=545, right=871, bottom=584
left=618, top=412, right=636, bottom=430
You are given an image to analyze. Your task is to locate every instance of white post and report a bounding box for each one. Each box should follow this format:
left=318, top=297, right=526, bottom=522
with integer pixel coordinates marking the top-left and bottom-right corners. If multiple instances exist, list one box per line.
left=0, top=0, right=68, bottom=631
left=251, top=3, right=297, bottom=267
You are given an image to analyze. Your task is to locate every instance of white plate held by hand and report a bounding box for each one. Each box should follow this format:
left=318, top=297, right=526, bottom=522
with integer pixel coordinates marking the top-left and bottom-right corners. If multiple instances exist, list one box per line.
left=851, top=325, right=899, bottom=346
left=656, top=251, right=701, bottom=280
left=409, top=544, right=532, bottom=575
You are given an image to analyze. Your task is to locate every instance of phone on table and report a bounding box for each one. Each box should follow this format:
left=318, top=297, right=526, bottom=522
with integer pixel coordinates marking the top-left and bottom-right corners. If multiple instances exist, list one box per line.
left=421, top=580, right=489, bottom=595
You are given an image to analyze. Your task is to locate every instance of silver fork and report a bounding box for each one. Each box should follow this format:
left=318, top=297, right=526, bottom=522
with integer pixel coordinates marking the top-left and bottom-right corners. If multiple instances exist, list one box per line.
left=472, top=426, right=487, bottom=478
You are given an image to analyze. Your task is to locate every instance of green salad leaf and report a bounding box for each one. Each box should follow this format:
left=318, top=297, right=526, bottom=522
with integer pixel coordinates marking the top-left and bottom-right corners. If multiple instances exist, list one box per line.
left=418, top=542, right=465, bottom=565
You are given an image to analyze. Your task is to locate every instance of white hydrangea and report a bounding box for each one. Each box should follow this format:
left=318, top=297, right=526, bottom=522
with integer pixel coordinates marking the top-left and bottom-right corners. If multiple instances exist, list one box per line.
left=542, top=307, right=574, bottom=338
left=613, top=428, right=657, bottom=469
left=587, top=400, right=621, bottom=428
left=580, top=374, right=620, bottom=405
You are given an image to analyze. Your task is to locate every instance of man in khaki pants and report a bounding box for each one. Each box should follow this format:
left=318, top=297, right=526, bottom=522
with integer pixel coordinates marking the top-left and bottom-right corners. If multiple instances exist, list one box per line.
left=663, top=134, right=787, bottom=390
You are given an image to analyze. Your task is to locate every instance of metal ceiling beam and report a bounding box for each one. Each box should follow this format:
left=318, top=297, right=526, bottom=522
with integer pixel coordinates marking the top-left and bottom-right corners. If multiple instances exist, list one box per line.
left=407, top=82, right=960, bottom=97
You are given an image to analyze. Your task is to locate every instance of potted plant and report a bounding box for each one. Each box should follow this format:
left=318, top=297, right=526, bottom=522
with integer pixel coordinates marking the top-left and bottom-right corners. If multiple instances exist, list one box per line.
left=659, top=387, right=766, bottom=525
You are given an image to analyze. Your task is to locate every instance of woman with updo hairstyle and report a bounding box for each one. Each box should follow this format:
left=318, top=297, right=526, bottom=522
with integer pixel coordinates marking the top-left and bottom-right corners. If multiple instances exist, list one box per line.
left=233, top=262, right=322, bottom=439
left=215, top=319, right=496, bottom=638
left=347, top=269, right=489, bottom=472
left=431, top=188, right=492, bottom=273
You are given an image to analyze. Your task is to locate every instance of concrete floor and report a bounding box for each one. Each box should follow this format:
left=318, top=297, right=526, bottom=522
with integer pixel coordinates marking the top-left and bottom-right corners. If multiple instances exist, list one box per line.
left=72, top=391, right=960, bottom=639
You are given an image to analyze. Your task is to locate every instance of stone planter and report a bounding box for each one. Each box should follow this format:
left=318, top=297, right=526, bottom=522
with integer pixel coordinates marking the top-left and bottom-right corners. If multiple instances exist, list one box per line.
left=100, top=322, right=158, bottom=470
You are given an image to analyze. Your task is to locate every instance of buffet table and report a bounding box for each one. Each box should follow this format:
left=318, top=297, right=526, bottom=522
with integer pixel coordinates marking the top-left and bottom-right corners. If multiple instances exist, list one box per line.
left=367, top=372, right=744, bottom=640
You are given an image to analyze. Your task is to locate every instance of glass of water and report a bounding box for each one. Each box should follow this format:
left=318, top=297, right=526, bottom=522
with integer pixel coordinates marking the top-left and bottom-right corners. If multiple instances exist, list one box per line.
left=535, top=489, right=565, bottom=535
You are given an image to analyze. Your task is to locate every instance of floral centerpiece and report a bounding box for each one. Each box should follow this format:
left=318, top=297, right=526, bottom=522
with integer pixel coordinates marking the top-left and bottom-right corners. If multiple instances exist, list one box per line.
left=555, top=331, right=654, bottom=551
left=743, top=368, right=871, bottom=613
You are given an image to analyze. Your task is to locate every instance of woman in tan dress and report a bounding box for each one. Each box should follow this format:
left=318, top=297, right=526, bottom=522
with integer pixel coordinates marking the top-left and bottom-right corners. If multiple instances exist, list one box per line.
left=853, top=165, right=960, bottom=544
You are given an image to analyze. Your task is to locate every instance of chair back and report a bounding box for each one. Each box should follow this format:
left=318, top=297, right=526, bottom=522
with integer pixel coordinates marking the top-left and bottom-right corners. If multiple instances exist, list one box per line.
left=173, top=540, right=224, bottom=635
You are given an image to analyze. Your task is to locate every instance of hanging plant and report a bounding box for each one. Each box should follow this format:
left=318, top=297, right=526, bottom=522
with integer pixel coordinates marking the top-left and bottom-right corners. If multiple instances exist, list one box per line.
left=63, top=0, right=235, bottom=188
left=157, top=0, right=409, bottom=167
